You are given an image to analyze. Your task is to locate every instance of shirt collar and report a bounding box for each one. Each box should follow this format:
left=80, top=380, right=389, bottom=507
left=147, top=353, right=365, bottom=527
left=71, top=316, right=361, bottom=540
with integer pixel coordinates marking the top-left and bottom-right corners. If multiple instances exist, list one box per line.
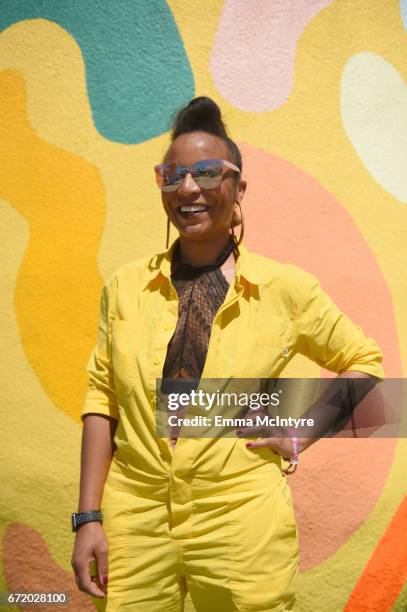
left=236, top=242, right=272, bottom=285
left=142, top=237, right=271, bottom=287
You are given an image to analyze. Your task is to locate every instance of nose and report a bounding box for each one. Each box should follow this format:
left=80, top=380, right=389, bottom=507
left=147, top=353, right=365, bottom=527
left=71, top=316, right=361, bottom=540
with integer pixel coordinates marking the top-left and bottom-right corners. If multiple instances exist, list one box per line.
left=177, top=172, right=201, bottom=195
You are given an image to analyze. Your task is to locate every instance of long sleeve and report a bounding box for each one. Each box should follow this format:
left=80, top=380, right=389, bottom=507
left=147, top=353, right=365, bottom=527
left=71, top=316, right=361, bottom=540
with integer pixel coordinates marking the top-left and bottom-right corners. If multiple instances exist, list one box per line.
left=295, top=271, right=385, bottom=379
left=81, top=275, right=120, bottom=422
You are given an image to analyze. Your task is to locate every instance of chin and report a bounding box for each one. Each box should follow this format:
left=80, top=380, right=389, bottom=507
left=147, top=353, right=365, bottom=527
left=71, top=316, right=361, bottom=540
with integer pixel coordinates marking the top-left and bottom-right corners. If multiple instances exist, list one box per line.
left=180, top=224, right=211, bottom=239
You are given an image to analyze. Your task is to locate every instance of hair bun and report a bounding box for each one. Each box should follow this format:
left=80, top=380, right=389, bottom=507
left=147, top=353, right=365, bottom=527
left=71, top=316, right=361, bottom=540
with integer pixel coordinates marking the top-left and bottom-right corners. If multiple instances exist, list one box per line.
left=171, top=96, right=228, bottom=140
left=167, top=96, right=242, bottom=173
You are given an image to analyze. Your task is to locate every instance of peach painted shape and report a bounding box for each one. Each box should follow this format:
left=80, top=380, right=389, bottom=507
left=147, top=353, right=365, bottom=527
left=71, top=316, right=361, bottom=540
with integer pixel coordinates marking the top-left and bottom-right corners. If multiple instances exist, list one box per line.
left=238, top=142, right=401, bottom=569
left=3, top=523, right=96, bottom=610
left=211, top=0, right=334, bottom=112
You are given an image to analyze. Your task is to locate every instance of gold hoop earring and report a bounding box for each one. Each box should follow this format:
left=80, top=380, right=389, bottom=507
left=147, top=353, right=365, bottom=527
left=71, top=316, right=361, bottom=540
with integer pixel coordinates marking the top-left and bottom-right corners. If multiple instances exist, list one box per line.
left=166, top=217, right=170, bottom=249
left=231, top=201, right=244, bottom=246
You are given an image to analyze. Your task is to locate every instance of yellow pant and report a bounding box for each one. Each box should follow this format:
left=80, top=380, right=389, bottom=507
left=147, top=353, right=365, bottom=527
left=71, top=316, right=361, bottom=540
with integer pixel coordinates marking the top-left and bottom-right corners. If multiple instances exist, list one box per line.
left=93, top=455, right=299, bottom=612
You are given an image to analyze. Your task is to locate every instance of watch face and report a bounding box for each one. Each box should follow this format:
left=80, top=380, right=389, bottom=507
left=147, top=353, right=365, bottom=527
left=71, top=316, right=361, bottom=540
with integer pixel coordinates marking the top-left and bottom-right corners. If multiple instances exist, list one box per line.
left=71, top=513, right=78, bottom=532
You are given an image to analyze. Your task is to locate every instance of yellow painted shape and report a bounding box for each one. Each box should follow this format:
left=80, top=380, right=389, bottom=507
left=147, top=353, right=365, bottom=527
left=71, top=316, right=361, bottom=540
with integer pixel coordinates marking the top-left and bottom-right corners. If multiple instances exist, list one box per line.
left=167, top=0, right=225, bottom=96
left=1, top=6, right=407, bottom=610
left=0, top=69, right=106, bottom=421
left=0, top=196, right=82, bottom=571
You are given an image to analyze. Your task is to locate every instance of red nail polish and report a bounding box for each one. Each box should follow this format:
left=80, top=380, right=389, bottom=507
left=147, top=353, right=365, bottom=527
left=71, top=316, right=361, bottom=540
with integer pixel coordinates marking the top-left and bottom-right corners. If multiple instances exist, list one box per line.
left=246, top=443, right=253, bottom=448
left=102, top=575, right=108, bottom=586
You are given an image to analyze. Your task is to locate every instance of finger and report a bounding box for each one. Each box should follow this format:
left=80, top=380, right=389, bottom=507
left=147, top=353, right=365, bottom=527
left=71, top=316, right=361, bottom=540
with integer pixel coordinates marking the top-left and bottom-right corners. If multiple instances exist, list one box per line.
left=95, top=546, right=109, bottom=590
left=76, top=560, right=106, bottom=598
left=246, top=438, right=276, bottom=448
left=72, top=568, right=80, bottom=590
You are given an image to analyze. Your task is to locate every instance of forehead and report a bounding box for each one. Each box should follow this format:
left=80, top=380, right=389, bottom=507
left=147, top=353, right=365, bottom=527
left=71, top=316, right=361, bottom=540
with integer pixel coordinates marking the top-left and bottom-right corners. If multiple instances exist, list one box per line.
left=165, top=131, right=230, bottom=164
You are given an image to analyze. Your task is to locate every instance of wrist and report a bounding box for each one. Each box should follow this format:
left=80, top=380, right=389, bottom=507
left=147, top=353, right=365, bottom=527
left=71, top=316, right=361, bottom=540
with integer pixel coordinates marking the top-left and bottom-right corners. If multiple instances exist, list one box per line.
left=71, top=510, right=103, bottom=532
left=280, top=436, right=295, bottom=459
left=75, top=521, right=103, bottom=532
left=282, top=430, right=300, bottom=474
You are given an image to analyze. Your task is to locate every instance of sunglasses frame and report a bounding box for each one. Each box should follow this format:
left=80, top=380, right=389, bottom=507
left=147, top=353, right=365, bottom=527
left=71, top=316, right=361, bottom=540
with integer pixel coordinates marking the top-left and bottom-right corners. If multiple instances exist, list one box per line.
left=154, top=158, right=240, bottom=192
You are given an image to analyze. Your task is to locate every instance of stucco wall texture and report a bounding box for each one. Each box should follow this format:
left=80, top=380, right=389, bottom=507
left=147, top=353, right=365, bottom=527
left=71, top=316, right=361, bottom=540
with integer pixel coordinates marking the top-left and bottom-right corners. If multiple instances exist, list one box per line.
left=0, top=1, right=406, bottom=610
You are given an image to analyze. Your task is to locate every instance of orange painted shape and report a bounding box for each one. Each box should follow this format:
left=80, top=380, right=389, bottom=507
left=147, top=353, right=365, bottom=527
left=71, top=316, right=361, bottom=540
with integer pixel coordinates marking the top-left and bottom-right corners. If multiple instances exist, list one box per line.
left=344, top=496, right=407, bottom=612
left=3, top=522, right=96, bottom=610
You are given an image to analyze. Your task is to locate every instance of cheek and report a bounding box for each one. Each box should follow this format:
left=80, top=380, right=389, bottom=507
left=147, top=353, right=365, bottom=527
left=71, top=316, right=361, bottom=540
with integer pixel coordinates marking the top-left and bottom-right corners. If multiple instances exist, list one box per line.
left=216, top=191, right=236, bottom=219
left=161, top=194, right=173, bottom=214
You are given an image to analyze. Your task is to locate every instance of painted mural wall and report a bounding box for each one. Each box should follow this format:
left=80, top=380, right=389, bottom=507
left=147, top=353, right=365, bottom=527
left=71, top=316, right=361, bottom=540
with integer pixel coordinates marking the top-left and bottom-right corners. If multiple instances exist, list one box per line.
left=0, top=0, right=406, bottom=610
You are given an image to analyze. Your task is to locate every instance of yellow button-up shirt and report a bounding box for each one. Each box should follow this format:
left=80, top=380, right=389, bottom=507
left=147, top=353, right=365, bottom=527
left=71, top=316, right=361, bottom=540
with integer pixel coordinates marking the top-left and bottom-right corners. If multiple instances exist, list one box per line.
left=81, top=238, right=384, bottom=488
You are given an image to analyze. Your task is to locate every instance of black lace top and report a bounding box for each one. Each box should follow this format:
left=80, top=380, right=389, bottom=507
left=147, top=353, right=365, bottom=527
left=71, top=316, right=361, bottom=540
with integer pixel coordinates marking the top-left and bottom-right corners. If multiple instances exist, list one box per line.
left=161, top=238, right=238, bottom=444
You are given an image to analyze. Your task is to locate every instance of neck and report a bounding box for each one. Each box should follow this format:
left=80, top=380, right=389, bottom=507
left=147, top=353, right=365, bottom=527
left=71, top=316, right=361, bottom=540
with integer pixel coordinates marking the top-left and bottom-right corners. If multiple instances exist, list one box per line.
left=178, top=234, right=235, bottom=267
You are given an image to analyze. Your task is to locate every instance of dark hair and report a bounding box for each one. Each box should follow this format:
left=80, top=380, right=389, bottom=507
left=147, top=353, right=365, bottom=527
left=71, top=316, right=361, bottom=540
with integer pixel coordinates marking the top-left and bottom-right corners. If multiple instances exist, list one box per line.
left=168, top=96, right=242, bottom=173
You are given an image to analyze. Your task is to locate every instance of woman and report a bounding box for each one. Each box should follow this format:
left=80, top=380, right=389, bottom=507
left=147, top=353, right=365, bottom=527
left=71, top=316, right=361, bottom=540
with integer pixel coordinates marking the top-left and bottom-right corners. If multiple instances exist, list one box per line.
left=71, top=97, right=384, bottom=611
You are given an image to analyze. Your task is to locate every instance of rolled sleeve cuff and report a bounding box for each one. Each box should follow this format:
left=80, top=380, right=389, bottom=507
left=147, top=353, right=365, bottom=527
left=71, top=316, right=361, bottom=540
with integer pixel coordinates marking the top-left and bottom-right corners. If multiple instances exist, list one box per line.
left=343, top=361, right=385, bottom=380
left=81, top=386, right=119, bottom=422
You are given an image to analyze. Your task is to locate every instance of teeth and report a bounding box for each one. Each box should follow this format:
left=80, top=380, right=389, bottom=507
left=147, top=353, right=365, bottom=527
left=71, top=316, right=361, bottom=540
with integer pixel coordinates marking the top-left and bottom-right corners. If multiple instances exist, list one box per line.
left=180, top=205, right=207, bottom=212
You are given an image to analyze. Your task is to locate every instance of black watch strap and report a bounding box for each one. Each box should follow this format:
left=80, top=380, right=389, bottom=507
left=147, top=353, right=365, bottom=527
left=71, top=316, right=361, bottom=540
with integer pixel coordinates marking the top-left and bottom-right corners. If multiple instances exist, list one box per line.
left=72, top=510, right=103, bottom=532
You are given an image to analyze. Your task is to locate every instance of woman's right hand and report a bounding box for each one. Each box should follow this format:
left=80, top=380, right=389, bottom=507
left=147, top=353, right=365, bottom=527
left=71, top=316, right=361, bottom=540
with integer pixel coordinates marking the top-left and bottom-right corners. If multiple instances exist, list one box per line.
left=71, top=521, right=109, bottom=598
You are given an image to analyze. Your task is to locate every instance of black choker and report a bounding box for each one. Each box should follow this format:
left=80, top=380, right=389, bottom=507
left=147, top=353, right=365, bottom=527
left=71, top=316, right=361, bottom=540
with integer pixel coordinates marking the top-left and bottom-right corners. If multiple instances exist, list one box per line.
left=173, top=238, right=237, bottom=275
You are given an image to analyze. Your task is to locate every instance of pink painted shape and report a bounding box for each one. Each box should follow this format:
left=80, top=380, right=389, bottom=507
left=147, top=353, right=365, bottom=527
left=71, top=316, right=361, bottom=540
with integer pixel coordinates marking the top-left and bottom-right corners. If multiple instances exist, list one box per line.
left=238, top=142, right=402, bottom=569
left=211, top=0, right=334, bottom=112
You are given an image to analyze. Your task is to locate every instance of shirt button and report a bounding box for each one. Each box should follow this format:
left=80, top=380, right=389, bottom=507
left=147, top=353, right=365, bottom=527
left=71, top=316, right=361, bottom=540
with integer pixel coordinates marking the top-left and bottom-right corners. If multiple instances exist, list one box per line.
left=153, top=358, right=160, bottom=365
left=164, top=323, right=172, bottom=330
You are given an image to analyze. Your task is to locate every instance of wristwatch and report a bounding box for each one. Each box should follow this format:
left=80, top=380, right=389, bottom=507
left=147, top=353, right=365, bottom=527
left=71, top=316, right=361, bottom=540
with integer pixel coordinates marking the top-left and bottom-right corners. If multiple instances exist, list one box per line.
left=71, top=510, right=103, bottom=532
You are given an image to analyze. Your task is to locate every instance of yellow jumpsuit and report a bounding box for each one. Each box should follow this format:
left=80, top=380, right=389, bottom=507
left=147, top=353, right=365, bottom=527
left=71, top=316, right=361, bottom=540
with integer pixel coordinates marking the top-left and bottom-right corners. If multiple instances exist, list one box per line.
left=81, top=238, right=384, bottom=611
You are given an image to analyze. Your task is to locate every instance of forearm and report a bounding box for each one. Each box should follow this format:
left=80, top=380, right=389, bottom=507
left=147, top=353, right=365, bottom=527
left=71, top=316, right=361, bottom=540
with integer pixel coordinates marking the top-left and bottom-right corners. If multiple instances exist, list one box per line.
left=295, top=371, right=378, bottom=454
left=78, top=414, right=118, bottom=512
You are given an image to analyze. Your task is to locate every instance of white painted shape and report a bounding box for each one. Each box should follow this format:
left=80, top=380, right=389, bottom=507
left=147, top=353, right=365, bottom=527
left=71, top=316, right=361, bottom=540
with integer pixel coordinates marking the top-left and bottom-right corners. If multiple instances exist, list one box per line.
left=341, top=52, right=407, bottom=203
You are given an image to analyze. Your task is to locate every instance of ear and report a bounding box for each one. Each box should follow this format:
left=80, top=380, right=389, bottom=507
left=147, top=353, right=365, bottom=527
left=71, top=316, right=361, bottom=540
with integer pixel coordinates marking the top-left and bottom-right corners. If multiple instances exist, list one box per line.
left=232, top=178, right=246, bottom=223
left=231, top=200, right=242, bottom=227
left=236, top=178, right=247, bottom=201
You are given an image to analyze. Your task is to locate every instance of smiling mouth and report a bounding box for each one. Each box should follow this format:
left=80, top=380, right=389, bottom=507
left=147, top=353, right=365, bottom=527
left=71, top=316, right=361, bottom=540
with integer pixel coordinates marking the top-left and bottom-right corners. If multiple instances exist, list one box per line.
left=177, top=204, right=209, bottom=217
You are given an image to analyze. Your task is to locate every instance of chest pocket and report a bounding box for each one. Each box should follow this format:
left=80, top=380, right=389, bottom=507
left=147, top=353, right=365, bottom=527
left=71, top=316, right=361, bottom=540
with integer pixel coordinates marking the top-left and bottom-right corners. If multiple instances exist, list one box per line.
left=255, top=332, right=289, bottom=348
left=111, top=320, right=140, bottom=395
left=234, top=328, right=294, bottom=378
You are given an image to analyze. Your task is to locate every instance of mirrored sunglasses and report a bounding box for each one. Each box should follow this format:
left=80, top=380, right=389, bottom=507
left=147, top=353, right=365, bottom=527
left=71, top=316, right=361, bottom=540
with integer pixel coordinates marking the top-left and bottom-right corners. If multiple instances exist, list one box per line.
left=154, top=158, right=240, bottom=192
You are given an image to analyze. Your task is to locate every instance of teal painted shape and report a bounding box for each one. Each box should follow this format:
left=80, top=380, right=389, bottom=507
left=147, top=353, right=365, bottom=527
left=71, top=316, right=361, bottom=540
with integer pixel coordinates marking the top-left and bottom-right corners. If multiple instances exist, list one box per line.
left=0, top=0, right=194, bottom=143
left=401, top=0, right=407, bottom=29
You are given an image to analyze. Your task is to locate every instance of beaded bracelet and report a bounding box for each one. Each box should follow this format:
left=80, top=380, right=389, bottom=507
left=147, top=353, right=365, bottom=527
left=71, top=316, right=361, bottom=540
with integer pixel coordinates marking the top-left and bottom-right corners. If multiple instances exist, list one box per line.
left=282, top=431, right=300, bottom=475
